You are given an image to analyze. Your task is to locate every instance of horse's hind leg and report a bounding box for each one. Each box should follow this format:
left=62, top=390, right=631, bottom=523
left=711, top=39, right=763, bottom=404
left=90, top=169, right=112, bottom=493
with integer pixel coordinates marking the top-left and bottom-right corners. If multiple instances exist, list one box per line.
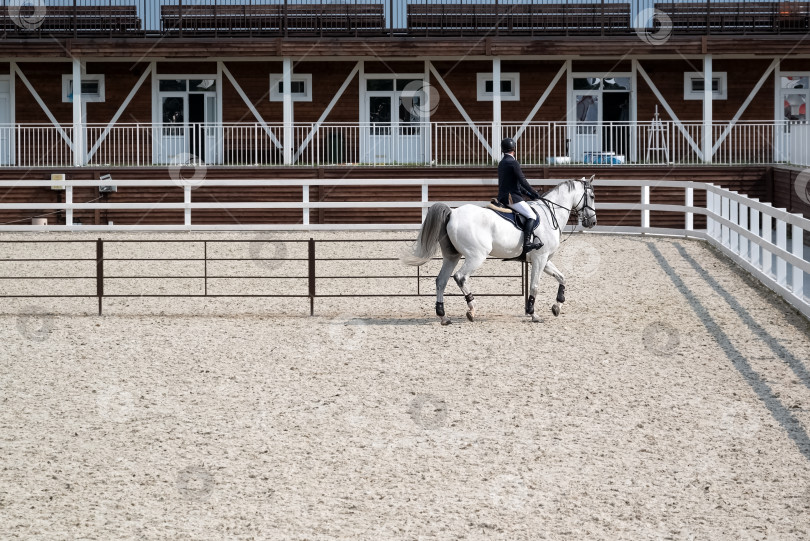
left=452, top=253, right=486, bottom=322
left=435, top=255, right=460, bottom=325
left=526, top=255, right=548, bottom=323
left=543, top=260, right=566, bottom=317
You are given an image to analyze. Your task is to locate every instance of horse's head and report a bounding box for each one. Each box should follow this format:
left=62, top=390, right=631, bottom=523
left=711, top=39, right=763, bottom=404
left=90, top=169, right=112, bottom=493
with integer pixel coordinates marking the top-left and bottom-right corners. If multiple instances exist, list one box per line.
left=575, top=177, right=597, bottom=228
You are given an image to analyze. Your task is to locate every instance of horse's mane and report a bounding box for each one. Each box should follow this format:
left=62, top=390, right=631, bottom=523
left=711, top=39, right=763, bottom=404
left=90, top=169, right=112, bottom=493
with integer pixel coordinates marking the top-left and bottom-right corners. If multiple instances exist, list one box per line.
left=540, top=179, right=577, bottom=198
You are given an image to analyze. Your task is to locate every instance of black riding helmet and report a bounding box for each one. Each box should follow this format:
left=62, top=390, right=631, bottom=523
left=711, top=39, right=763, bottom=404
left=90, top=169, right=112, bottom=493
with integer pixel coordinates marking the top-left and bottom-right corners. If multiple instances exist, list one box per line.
left=501, top=137, right=516, bottom=153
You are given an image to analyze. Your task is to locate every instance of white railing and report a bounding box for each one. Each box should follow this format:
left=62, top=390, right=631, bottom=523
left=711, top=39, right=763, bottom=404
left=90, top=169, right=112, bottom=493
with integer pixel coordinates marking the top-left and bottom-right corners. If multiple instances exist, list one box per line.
left=0, top=121, right=808, bottom=168
left=0, top=177, right=806, bottom=316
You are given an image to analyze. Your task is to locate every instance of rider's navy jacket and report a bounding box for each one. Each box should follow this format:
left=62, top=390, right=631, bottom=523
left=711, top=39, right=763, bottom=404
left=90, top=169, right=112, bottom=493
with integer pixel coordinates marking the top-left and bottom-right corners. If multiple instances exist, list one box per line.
left=497, top=154, right=540, bottom=205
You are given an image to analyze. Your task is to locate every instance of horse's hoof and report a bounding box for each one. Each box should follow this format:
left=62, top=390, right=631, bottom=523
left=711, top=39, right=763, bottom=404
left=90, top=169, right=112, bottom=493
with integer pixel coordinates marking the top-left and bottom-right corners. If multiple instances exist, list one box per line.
left=531, top=314, right=541, bottom=323
left=466, top=310, right=474, bottom=322
left=551, top=304, right=560, bottom=317
left=440, top=317, right=452, bottom=326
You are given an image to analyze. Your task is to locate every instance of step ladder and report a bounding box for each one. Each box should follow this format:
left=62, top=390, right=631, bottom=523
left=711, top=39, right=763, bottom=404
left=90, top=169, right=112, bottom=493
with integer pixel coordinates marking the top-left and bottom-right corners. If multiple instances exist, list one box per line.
left=645, top=105, right=670, bottom=163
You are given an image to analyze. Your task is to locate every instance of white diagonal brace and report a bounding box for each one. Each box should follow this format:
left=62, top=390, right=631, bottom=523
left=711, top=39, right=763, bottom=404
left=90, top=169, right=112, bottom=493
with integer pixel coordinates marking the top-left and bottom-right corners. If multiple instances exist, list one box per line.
left=635, top=60, right=702, bottom=160
left=220, top=61, right=282, bottom=150
left=87, top=62, right=154, bottom=162
left=12, top=62, right=73, bottom=151
left=429, top=62, right=494, bottom=160
left=712, top=58, right=778, bottom=156
left=294, top=62, right=360, bottom=163
left=514, top=61, right=567, bottom=141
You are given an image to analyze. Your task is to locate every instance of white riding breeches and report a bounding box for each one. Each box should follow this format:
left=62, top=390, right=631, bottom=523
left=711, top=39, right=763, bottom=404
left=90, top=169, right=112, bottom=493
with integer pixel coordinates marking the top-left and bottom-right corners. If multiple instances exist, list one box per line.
left=508, top=201, right=535, bottom=220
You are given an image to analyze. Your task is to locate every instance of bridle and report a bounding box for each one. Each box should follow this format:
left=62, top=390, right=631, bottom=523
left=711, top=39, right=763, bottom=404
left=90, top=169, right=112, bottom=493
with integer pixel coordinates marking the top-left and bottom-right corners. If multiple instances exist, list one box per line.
left=537, top=177, right=596, bottom=231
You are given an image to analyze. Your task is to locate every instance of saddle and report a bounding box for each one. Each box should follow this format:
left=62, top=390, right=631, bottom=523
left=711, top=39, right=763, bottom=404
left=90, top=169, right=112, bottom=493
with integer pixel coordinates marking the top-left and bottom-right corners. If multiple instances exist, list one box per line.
left=487, top=199, right=540, bottom=232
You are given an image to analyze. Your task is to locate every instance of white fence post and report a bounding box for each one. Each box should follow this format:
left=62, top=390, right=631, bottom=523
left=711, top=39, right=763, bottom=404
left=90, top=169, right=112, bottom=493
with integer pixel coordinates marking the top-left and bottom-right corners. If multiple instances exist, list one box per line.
left=729, top=195, right=739, bottom=255
left=761, top=210, right=772, bottom=277
left=749, top=205, right=760, bottom=267
left=739, top=202, right=749, bottom=261
left=641, top=185, right=650, bottom=230
left=776, top=218, right=787, bottom=287
left=65, top=186, right=73, bottom=226
left=721, top=196, right=730, bottom=248
left=685, top=187, right=694, bottom=231
left=184, top=186, right=191, bottom=227
left=303, top=185, right=310, bottom=226
left=422, top=183, right=428, bottom=221
left=792, top=223, right=804, bottom=298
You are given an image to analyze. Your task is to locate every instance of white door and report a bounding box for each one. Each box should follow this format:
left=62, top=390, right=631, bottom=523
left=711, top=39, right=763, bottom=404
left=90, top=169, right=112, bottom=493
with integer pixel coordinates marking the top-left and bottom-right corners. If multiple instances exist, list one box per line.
left=571, top=92, right=600, bottom=163
left=777, top=76, right=809, bottom=164
left=204, top=94, right=219, bottom=164
left=363, top=78, right=426, bottom=164
left=160, top=93, right=188, bottom=164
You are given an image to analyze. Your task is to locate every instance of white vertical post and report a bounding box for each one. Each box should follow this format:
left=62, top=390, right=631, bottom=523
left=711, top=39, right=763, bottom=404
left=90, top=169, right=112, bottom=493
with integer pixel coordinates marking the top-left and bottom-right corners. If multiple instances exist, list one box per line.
left=65, top=185, right=73, bottom=226
left=729, top=196, right=739, bottom=255
left=762, top=211, right=772, bottom=276
left=749, top=206, right=760, bottom=267
left=641, top=185, right=650, bottom=230
left=777, top=218, right=787, bottom=287
left=721, top=196, right=730, bottom=247
left=705, top=188, right=714, bottom=238
left=739, top=202, right=749, bottom=261
left=424, top=60, right=431, bottom=165
left=72, top=58, right=85, bottom=166
left=685, top=187, right=694, bottom=231
left=302, top=184, right=310, bottom=225
left=492, top=57, right=502, bottom=162
left=422, top=183, right=429, bottom=221
left=703, top=55, right=713, bottom=164
left=792, top=224, right=804, bottom=298
left=184, top=185, right=191, bottom=226
left=282, top=57, right=293, bottom=165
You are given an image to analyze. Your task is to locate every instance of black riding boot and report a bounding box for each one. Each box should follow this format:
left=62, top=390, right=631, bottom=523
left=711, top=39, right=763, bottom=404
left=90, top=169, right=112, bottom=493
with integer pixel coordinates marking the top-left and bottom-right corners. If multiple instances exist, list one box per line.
left=521, top=218, right=543, bottom=255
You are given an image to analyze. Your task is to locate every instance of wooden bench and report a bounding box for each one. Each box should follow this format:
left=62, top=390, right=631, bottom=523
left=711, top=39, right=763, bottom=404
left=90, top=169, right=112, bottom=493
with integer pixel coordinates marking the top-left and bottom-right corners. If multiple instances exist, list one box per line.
left=654, top=2, right=779, bottom=33
left=407, top=3, right=631, bottom=35
left=161, top=4, right=385, bottom=35
left=1, top=6, right=140, bottom=35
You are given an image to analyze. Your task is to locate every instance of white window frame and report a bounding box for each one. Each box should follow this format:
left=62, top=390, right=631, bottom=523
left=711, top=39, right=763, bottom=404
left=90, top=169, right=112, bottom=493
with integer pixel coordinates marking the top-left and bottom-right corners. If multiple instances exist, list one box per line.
left=62, top=74, right=105, bottom=103
left=477, top=72, right=520, bottom=101
left=270, top=73, right=312, bottom=102
left=684, top=72, right=727, bottom=100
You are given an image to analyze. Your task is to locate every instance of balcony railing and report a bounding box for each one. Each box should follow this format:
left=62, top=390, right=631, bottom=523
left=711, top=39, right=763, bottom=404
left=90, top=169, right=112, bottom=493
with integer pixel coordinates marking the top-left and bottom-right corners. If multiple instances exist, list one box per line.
left=0, top=0, right=808, bottom=38
left=0, top=120, right=808, bottom=168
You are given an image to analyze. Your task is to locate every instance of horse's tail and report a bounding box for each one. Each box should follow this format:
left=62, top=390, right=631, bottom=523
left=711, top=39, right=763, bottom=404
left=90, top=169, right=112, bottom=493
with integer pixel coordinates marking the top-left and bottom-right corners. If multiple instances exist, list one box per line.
left=401, top=202, right=455, bottom=266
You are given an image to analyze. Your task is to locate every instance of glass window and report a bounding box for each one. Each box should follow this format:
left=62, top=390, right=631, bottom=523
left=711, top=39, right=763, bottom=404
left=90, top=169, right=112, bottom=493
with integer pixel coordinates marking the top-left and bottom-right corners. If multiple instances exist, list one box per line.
left=691, top=78, right=720, bottom=92
left=782, top=76, right=809, bottom=89
left=190, top=79, right=216, bottom=91
left=367, top=79, right=394, bottom=91
left=784, top=93, right=807, bottom=121
left=603, top=77, right=631, bottom=91
left=161, top=96, right=185, bottom=135
left=396, top=78, right=421, bottom=91
left=574, top=78, right=600, bottom=90
left=276, top=80, right=307, bottom=95
left=484, top=80, right=513, bottom=93
left=159, top=79, right=186, bottom=92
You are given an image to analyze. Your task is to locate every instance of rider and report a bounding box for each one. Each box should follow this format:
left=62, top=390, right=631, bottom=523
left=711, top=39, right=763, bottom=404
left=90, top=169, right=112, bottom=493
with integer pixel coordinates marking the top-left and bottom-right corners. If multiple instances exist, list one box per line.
left=497, top=137, right=544, bottom=254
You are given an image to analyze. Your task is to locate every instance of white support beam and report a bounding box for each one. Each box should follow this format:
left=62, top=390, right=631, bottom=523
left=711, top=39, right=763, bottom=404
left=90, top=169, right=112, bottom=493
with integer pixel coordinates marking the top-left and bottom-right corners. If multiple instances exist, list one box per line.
left=428, top=62, right=494, bottom=160
left=87, top=62, right=154, bottom=162
left=72, top=58, right=85, bottom=166
left=12, top=63, right=73, bottom=151
left=492, top=57, right=502, bottom=158
left=293, top=62, right=360, bottom=163
left=282, top=57, right=293, bottom=165
left=711, top=58, right=778, bottom=156
left=424, top=60, right=432, bottom=165
left=219, top=62, right=282, bottom=150
left=635, top=60, right=702, bottom=160
left=703, top=55, right=713, bottom=163
left=514, top=62, right=567, bottom=141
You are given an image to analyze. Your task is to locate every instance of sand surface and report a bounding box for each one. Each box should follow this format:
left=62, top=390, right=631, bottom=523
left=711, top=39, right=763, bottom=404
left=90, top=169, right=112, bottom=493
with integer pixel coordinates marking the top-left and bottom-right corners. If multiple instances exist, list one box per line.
left=1, top=231, right=809, bottom=540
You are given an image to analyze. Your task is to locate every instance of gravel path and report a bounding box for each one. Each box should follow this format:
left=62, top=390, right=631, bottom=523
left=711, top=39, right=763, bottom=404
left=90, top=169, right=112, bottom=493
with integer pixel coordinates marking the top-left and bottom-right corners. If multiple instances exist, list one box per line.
left=1, top=231, right=809, bottom=540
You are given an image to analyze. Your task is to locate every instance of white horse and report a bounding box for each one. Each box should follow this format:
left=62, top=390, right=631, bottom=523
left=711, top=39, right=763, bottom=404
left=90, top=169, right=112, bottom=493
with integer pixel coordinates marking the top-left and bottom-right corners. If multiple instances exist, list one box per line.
left=401, top=177, right=597, bottom=324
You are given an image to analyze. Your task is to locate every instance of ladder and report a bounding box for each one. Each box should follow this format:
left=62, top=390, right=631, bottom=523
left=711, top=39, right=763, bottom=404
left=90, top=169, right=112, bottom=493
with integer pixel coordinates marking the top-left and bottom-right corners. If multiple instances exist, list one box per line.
left=645, top=105, right=670, bottom=163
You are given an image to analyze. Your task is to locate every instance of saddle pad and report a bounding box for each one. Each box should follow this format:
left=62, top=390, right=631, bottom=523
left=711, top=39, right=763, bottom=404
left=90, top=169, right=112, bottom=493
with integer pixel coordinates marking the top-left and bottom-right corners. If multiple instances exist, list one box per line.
left=487, top=205, right=539, bottom=232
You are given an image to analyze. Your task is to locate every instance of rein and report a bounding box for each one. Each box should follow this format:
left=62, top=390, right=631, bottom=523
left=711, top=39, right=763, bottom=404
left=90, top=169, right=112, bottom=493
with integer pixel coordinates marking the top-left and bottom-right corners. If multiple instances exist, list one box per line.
left=535, top=179, right=593, bottom=241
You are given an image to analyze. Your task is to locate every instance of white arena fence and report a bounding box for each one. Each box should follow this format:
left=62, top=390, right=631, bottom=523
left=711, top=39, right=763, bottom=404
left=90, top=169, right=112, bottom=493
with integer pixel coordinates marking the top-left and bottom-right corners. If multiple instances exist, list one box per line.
left=0, top=178, right=807, bottom=318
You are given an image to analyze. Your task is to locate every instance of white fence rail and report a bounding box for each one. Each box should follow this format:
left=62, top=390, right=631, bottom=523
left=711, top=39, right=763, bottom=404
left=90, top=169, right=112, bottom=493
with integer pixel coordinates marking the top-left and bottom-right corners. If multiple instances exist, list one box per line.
left=1, top=120, right=809, bottom=168
left=0, top=177, right=807, bottom=316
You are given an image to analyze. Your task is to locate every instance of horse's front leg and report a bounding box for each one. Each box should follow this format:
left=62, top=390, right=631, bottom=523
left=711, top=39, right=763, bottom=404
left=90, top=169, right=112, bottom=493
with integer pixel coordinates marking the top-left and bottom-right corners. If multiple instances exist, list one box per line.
left=543, top=260, right=566, bottom=317
left=526, top=254, right=548, bottom=323
left=453, top=253, right=486, bottom=322
left=435, top=255, right=460, bottom=325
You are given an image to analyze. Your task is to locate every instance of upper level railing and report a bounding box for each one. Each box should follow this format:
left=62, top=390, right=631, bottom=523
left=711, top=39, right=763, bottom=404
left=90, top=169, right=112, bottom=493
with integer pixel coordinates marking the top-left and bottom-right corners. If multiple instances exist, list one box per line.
left=0, top=0, right=808, bottom=38
left=2, top=120, right=807, bottom=168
